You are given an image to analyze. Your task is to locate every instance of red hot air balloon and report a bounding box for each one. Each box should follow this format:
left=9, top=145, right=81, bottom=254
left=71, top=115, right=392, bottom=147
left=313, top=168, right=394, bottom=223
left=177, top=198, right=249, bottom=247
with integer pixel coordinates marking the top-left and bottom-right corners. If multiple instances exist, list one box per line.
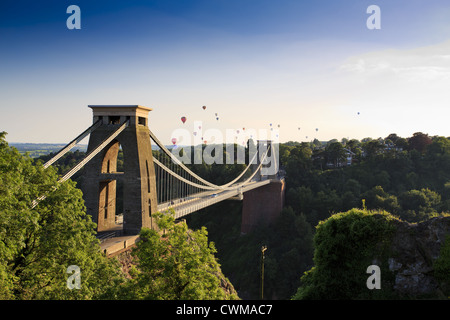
left=181, top=116, right=186, bottom=124
left=171, top=138, right=177, bottom=145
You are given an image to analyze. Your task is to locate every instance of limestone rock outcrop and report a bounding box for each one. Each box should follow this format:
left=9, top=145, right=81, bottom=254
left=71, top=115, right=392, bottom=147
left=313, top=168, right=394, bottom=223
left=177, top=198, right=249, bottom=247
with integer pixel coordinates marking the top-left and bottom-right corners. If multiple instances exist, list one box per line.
left=385, top=216, right=450, bottom=298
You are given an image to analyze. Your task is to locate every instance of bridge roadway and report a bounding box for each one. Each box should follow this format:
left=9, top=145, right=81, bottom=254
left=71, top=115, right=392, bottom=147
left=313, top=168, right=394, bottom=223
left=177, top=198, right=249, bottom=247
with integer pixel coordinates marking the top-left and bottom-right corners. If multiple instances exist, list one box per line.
left=157, top=178, right=272, bottom=220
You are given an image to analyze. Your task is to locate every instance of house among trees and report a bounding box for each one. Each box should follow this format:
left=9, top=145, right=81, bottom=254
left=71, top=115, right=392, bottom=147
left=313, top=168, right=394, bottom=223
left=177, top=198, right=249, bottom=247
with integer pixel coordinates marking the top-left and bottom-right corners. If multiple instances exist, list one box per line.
left=344, top=148, right=356, bottom=166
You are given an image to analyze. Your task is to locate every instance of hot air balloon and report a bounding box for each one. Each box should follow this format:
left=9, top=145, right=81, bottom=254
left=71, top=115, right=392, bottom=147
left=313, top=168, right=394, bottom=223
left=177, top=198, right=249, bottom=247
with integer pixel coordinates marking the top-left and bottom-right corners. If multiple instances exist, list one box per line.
left=243, top=127, right=245, bottom=131
left=278, top=124, right=280, bottom=128
left=270, top=123, right=272, bottom=126
left=236, top=130, right=240, bottom=134
left=198, top=125, right=202, bottom=129
left=357, top=112, right=360, bottom=115
left=216, top=117, right=219, bottom=121
left=202, top=106, right=206, bottom=110
left=215, top=113, right=218, bottom=116
left=316, top=128, right=319, bottom=132
left=181, top=116, right=186, bottom=124
left=171, top=138, right=177, bottom=145
left=193, top=131, right=197, bottom=136
left=298, top=127, right=301, bottom=130
left=204, top=140, right=207, bottom=144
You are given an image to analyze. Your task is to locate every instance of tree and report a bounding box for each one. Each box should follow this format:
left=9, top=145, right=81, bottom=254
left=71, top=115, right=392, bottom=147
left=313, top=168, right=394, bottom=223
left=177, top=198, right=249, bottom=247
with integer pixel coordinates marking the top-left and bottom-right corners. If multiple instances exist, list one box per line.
left=399, top=188, right=442, bottom=222
left=279, top=144, right=291, bottom=167
left=0, top=132, right=124, bottom=299
left=362, top=139, right=385, bottom=158
left=285, top=144, right=313, bottom=186
left=121, top=210, right=238, bottom=300
left=292, top=209, right=398, bottom=300
left=346, top=139, right=362, bottom=159
left=325, top=142, right=347, bottom=167
left=408, top=132, right=432, bottom=153
left=427, top=136, right=450, bottom=156
left=385, top=133, right=407, bottom=150
left=434, top=235, right=450, bottom=296
left=395, top=138, right=408, bottom=150
left=386, top=133, right=400, bottom=144
left=362, top=186, right=400, bottom=214
left=312, top=139, right=321, bottom=148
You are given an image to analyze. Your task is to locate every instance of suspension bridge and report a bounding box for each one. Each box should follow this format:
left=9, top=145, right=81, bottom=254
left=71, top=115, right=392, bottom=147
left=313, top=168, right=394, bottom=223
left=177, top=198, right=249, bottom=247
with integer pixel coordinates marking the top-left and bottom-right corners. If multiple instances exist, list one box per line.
left=36, top=105, right=285, bottom=255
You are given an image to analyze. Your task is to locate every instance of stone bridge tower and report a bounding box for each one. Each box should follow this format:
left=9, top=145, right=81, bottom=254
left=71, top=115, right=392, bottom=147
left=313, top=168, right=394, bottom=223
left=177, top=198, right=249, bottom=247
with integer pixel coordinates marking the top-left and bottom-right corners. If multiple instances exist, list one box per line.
left=81, top=105, right=158, bottom=235
left=241, top=140, right=284, bottom=234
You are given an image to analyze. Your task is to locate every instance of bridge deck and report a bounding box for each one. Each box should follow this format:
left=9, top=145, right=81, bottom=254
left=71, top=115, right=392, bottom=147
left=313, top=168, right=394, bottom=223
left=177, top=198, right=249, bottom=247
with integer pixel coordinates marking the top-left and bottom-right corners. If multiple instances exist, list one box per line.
left=157, top=179, right=272, bottom=219
left=100, top=234, right=139, bottom=257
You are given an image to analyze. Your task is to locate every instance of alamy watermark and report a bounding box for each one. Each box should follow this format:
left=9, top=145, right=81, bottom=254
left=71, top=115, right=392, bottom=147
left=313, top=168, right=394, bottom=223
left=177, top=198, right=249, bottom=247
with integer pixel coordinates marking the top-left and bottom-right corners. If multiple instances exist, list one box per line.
left=367, top=5, right=381, bottom=30
left=66, top=5, right=81, bottom=29
left=66, top=265, right=81, bottom=290
left=169, top=121, right=280, bottom=176
left=65, top=5, right=381, bottom=31
left=366, top=265, right=381, bottom=289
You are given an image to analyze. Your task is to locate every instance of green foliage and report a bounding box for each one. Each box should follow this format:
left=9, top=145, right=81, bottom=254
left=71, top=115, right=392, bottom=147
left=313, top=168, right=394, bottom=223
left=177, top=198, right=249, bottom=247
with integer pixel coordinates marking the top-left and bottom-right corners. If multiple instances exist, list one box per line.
left=283, top=134, right=450, bottom=224
left=434, top=235, right=450, bottom=296
left=324, top=142, right=347, bottom=167
left=187, top=205, right=314, bottom=299
left=292, top=209, right=398, bottom=300
left=184, top=132, right=450, bottom=299
left=7, top=130, right=450, bottom=300
left=120, top=210, right=238, bottom=300
left=363, top=186, right=400, bottom=214
left=2, top=135, right=244, bottom=300
left=0, top=132, right=124, bottom=299
left=398, top=188, right=442, bottom=222
left=408, top=132, right=432, bottom=153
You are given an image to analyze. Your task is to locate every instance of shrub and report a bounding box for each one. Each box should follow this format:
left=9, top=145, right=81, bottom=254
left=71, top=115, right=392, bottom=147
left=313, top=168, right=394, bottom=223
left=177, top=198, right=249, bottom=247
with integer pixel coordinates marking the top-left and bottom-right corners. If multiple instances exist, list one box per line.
left=293, top=209, right=398, bottom=299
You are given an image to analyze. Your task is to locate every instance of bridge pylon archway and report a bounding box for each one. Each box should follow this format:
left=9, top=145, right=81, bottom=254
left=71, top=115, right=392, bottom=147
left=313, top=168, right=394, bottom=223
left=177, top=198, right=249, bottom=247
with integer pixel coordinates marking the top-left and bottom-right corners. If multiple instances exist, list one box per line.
left=81, top=105, right=158, bottom=235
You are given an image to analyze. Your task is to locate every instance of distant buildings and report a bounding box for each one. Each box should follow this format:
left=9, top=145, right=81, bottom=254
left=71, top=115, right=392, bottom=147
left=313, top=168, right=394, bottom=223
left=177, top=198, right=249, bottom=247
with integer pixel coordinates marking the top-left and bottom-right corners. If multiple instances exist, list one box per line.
left=314, top=141, right=404, bottom=169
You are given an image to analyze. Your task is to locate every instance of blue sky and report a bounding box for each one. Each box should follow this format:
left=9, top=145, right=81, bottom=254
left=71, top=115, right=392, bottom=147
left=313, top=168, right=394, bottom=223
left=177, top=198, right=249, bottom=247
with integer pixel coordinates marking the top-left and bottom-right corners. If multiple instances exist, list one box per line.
left=2, top=1, right=450, bottom=144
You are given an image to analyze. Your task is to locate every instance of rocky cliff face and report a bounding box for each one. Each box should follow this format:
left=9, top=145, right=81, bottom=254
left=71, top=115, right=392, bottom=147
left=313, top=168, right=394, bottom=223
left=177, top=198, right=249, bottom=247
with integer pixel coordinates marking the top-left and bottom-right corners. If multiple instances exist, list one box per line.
left=385, top=216, right=450, bottom=298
